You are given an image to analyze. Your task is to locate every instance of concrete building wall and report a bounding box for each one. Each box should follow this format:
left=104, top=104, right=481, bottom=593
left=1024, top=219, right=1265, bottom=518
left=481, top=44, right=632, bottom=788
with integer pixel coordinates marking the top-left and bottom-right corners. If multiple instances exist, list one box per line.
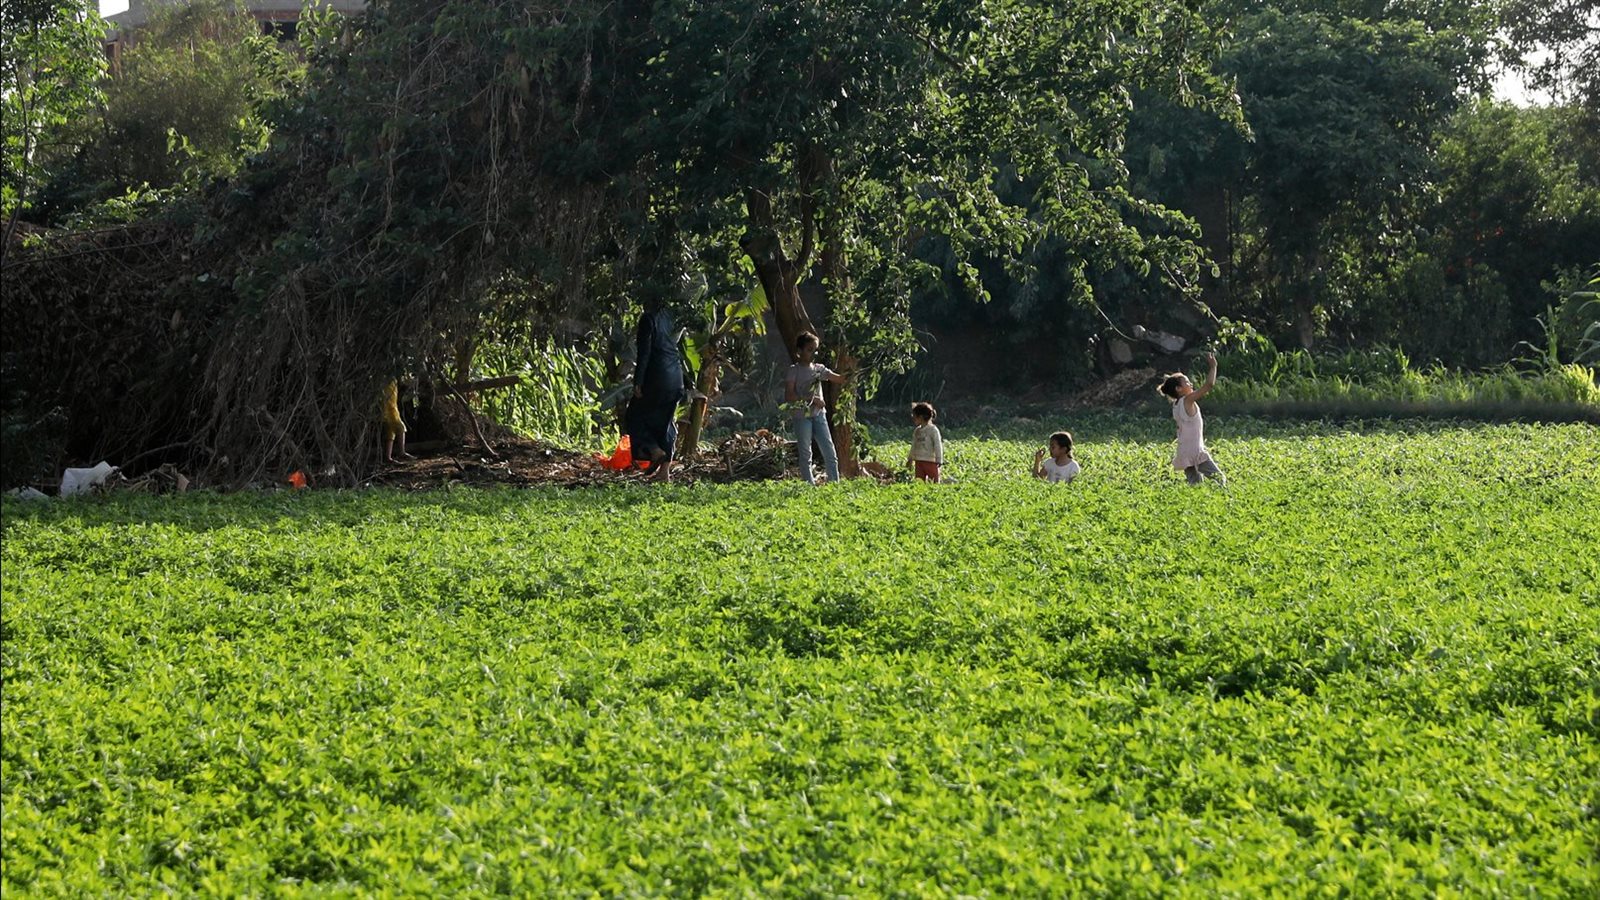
left=106, top=0, right=367, bottom=33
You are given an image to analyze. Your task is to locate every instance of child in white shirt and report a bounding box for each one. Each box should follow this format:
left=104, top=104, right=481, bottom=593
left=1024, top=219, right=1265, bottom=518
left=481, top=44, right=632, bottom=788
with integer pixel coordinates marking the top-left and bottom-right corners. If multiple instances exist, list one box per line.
left=905, top=401, right=943, bottom=481
left=783, top=331, right=847, bottom=484
left=1032, top=431, right=1081, bottom=483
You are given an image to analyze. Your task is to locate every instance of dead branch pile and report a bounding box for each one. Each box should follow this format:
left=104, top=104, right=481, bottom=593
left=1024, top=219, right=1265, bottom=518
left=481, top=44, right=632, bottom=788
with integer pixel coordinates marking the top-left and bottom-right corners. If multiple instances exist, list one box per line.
left=1066, top=367, right=1160, bottom=408
left=112, top=464, right=194, bottom=495
left=189, top=1, right=624, bottom=486
left=710, top=429, right=792, bottom=481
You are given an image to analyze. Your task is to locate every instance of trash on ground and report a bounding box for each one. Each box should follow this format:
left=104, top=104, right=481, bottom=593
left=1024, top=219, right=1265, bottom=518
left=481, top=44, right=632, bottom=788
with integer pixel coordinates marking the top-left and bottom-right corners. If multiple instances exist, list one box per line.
left=60, top=461, right=118, bottom=497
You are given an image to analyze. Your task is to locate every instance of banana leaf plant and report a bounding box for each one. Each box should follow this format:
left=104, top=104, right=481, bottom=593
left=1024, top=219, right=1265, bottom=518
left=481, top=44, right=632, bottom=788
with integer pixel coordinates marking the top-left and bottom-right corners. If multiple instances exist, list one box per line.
left=678, top=284, right=768, bottom=457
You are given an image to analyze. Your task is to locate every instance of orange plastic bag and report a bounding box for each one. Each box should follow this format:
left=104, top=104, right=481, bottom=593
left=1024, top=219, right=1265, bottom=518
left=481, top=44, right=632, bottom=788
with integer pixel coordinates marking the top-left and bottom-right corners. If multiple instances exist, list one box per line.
left=596, top=435, right=635, bottom=470
left=287, top=470, right=308, bottom=490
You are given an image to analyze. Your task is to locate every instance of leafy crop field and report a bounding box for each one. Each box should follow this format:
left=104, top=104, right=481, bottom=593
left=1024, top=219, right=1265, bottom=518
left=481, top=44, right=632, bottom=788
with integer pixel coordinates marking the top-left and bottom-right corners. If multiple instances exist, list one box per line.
left=4, top=416, right=1597, bottom=895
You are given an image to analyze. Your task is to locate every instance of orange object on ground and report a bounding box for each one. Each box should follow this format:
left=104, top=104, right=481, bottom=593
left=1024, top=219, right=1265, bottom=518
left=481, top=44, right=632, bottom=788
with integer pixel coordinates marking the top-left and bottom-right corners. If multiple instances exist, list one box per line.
left=287, top=470, right=307, bottom=490
left=596, top=436, right=635, bottom=470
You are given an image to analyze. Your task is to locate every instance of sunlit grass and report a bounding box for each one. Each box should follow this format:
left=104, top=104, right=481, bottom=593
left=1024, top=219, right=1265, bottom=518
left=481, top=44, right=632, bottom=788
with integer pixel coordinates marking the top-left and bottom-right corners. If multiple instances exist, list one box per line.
left=4, top=417, right=1596, bottom=894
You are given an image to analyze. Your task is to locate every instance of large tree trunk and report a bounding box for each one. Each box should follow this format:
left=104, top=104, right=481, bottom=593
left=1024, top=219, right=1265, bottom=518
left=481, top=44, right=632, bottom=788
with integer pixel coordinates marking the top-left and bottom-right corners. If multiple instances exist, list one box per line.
left=1294, top=296, right=1317, bottom=351
left=1293, top=253, right=1325, bottom=350
left=742, top=189, right=815, bottom=359
left=743, top=176, right=871, bottom=479
left=822, top=349, right=860, bottom=477
left=818, top=215, right=861, bottom=477
left=1181, top=184, right=1233, bottom=315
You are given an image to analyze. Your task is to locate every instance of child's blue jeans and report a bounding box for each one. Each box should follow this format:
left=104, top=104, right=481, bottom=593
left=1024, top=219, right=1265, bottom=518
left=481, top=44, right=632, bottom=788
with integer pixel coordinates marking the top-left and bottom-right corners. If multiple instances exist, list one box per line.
left=793, top=412, right=840, bottom=485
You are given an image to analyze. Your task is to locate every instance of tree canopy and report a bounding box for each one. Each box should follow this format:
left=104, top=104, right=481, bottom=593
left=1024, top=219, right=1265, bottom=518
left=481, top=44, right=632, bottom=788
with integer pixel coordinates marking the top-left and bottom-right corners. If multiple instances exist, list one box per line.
left=2, top=0, right=1594, bottom=485
left=21, top=0, right=1235, bottom=481
left=1, top=0, right=105, bottom=248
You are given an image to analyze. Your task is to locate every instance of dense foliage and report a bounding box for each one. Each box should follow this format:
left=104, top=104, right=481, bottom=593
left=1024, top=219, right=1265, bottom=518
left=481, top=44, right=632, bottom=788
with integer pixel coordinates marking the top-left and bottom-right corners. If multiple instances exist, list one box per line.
left=4, top=417, right=1597, bottom=893
left=0, top=0, right=105, bottom=244
left=1, top=0, right=1595, bottom=483
left=907, top=1, right=1599, bottom=381
left=1210, top=348, right=1600, bottom=412
left=0, top=0, right=1239, bottom=483
left=47, top=0, right=303, bottom=220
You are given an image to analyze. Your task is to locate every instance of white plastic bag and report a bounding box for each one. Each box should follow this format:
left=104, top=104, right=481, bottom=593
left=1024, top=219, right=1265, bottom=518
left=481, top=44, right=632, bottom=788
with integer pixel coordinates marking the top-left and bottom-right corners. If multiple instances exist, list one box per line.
left=60, top=461, right=118, bottom=497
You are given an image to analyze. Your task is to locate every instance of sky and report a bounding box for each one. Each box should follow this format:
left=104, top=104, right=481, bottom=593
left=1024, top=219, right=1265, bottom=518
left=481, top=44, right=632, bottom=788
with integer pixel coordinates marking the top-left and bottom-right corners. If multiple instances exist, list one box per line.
left=1493, top=69, right=1553, bottom=107
left=1493, top=46, right=1559, bottom=107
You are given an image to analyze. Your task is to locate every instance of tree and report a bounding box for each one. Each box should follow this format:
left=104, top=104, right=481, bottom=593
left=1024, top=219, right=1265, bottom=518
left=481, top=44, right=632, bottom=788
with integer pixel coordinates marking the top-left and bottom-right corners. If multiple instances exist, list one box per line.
left=87, top=0, right=302, bottom=194
left=25, top=0, right=307, bottom=223
left=0, top=0, right=105, bottom=254
left=634, top=1, right=1235, bottom=466
left=4, top=1, right=1239, bottom=482
left=1500, top=0, right=1600, bottom=119
left=1126, top=2, right=1489, bottom=349
left=1358, top=101, right=1600, bottom=366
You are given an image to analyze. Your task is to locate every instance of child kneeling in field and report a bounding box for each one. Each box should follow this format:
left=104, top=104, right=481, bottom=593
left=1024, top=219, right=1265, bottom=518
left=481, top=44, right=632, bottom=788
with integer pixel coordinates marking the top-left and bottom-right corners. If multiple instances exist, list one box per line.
left=905, top=401, right=943, bottom=482
left=1032, top=431, right=1080, bottom=483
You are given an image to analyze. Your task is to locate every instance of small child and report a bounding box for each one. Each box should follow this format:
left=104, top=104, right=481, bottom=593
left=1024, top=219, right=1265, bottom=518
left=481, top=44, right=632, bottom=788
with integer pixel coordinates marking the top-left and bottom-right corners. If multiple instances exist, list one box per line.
left=1032, top=431, right=1080, bottom=483
left=380, top=379, right=413, bottom=464
left=1158, top=352, right=1226, bottom=487
left=905, top=401, right=943, bottom=482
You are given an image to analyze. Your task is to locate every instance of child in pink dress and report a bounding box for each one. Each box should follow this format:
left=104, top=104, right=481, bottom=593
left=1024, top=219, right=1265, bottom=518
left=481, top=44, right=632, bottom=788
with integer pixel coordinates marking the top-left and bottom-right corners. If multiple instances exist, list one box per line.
left=1158, top=353, right=1227, bottom=487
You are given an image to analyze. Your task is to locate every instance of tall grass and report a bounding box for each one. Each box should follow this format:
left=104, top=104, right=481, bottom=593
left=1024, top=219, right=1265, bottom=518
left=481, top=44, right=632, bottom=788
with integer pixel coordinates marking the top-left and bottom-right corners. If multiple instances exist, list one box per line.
left=475, top=337, right=610, bottom=449
left=1213, top=363, right=1599, bottom=407
left=1210, top=341, right=1599, bottom=417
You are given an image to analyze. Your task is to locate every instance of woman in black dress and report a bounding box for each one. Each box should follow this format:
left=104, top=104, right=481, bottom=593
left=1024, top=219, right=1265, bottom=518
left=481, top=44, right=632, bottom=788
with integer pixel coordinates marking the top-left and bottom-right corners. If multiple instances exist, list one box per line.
left=626, top=303, right=684, bottom=480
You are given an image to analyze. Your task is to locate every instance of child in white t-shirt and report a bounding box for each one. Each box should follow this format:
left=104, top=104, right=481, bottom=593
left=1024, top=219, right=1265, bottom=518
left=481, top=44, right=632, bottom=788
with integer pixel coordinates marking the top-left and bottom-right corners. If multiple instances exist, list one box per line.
left=905, top=401, right=943, bottom=482
left=783, top=331, right=847, bottom=485
left=1032, top=431, right=1080, bottom=483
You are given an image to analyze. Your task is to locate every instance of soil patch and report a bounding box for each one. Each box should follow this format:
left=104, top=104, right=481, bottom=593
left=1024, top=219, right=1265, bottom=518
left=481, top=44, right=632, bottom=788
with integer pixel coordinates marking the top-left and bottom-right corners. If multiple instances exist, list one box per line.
left=362, top=430, right=855, bottom=490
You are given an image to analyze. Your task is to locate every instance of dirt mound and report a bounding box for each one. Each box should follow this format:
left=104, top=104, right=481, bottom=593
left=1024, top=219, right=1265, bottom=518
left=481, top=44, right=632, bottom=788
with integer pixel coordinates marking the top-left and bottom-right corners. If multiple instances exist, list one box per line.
left=1066, top=368, right=1159, bottom=408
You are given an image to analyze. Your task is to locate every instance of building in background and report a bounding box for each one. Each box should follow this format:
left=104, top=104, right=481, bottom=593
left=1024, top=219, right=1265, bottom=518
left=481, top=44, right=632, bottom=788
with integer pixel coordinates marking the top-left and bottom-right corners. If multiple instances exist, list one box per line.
left=103, top=0, right=366, bottom=57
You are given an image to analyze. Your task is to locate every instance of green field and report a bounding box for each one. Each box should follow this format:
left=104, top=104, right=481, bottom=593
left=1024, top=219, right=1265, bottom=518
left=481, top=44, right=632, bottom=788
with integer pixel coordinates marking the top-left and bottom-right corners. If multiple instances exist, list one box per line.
left=4, top=416, right=1597, bottom=895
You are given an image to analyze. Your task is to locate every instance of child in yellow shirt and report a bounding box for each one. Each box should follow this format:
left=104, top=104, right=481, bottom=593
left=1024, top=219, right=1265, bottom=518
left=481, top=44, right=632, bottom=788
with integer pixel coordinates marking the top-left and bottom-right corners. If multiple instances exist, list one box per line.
left=381, top=380, right=413, bottom=463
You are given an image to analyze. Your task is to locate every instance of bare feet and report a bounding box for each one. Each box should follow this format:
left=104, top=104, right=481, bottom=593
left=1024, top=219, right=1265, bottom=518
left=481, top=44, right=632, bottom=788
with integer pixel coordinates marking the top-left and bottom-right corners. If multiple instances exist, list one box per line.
left=648, top=451, right=672, bottom=482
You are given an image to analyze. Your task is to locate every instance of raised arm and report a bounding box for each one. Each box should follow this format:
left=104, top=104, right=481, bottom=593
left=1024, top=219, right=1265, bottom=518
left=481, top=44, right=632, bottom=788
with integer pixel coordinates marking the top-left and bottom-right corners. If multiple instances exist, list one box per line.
left=1188, top=353, right=1218, bottom=402
left=1032, top=447, right=1047, bottom=479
